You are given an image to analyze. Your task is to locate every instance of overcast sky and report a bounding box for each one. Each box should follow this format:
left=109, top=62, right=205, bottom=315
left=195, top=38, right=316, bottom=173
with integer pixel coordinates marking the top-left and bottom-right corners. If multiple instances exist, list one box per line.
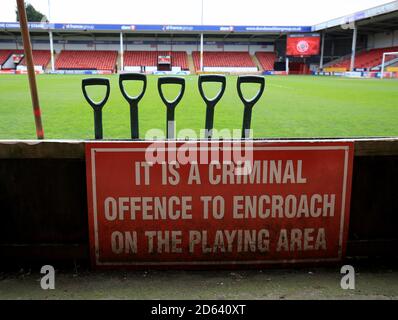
left=0, top=0, right=394, bottom=25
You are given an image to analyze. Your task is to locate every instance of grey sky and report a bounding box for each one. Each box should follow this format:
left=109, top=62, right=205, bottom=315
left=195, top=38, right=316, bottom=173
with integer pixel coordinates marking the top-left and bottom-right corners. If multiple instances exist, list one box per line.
left=1, top=0, right=394, bottom=26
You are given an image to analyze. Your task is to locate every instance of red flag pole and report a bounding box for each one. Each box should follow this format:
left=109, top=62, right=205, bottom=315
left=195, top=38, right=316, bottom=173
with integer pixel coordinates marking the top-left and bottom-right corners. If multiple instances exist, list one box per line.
left=16, top=0, right=45, bottom=139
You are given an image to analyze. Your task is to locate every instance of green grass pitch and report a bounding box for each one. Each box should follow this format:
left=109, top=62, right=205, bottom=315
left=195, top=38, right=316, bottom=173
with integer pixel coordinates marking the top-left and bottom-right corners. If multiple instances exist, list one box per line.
left=0, top=74, right=397, bottom=139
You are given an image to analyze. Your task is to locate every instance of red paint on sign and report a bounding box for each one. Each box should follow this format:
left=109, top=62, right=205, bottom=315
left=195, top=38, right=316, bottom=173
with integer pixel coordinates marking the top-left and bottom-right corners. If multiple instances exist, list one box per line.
left=85, top=141, right=354, bottom=268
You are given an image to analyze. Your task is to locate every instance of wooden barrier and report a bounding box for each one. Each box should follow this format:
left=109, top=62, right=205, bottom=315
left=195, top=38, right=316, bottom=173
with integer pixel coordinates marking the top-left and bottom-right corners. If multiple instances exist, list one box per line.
left=0, top=138, right=397, bottom=267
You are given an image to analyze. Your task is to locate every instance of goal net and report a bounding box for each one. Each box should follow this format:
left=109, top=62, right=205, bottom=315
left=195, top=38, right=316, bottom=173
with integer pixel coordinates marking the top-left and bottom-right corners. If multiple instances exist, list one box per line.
left=380, top=51, right=398, bottom=79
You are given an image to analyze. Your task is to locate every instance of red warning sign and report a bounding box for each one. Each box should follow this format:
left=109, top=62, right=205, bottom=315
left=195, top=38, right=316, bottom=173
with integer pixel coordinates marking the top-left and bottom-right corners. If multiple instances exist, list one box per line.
left=85, top=141, right=354, bottom=268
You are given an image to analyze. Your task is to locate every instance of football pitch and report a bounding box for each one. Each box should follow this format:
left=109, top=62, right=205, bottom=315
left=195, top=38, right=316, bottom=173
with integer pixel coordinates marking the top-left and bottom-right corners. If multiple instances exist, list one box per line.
left=0, top=74, right=397, bottom=140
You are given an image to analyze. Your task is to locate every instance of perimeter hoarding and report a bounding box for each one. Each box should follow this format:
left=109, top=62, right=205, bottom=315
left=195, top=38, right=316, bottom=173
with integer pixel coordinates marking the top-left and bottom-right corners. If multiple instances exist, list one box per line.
left=85, top=141, right=353, bottom=269
left=286, top=33, right=321, bottom=56
left=0, top=22, right=312, bottom=33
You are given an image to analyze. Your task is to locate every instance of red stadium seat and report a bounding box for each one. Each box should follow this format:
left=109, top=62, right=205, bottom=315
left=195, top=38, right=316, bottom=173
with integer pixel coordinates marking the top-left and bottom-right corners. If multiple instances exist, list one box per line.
left=0, top=49, right=24, bottom=66
left=123, top=51, right=188, bottom=69
left=20, top=50, right=51, bottom=68
left=327, top=46, right=398, bottom=70
left=255, top=52, right=277, bottom=71
left=55, top=50, right=118, bottom=71
left=192, top=51, right=255, bottom=71
left=0, top=50, right=13, bottom=65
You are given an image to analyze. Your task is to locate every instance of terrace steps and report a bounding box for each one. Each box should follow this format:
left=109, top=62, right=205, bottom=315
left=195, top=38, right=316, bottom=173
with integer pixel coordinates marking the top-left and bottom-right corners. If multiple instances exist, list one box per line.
left=251, top=54, right=264, bottom=72
left=187, top=53, right=196, bottom=74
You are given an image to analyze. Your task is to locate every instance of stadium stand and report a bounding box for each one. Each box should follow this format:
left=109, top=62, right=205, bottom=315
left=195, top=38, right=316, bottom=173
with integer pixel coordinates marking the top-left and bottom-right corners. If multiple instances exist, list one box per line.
left=0, top=49, right=24, bottom=66
left=326, top=46, right=398, bottom=70
left=255, top=52, right=277, bottom=71
left=20, top=50, right=51, bottom=68
left=55, top=50, right=118, bottom=71
left=192, top=51, right=256, bottom=71
left=387, top=60, right=398, bottom=68
left=0, top=50, right=13, bottom=65
left=123, top=51, right=188, bottom=69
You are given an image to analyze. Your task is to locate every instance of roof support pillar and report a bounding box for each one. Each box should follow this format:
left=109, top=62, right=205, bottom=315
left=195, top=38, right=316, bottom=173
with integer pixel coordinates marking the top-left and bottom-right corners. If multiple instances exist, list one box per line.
left=200, top=33, right=204, bottom=72
left=350, top=23, right=357, bottom=72
left=49, top=31, right=54, bottom=72
left=120, top=32, right=124, bottom=72
left=320, top=31, right=325, bottom=70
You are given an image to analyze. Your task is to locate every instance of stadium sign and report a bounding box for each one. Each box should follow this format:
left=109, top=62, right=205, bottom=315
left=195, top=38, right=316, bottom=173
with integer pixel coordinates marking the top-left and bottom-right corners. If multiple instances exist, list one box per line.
left=239, top=26, right=310, bottom=32
left=0, top=22, right=311, bottom=34
left=85, top=141, right=353, bottom=268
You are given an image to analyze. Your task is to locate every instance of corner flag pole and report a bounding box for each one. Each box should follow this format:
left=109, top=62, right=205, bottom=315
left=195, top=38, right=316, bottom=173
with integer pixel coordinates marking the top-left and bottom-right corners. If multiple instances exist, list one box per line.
left=16, top=0, right=45, bottom=139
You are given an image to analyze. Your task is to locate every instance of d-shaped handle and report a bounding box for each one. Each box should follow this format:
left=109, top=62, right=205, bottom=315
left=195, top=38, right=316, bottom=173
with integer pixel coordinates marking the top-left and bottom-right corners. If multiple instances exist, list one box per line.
left=119, top=73, right=147, bottom=104
left=82, top=78, right=110, bottom=111
left=198, top=74, right=226, bottom=139
left=158, top=77, right=185, bottom=140
left=236, top=75, right=265, bottom=108
left=82, top=78, right=110, bottom=140
left=237, top=76, right=265, bottom=139
left=158, top=76, right=185, bottom=109
left=198, top=74, right=226, bottom=107
left=119, top=73, right=147, bottom=140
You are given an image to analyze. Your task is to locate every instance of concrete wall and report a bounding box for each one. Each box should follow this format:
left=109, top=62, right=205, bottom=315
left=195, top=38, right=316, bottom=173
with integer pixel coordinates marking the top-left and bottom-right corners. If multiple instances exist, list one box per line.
left=0, top=35, right=275, bottom=53
left=367, top=30, right=398, bottom=49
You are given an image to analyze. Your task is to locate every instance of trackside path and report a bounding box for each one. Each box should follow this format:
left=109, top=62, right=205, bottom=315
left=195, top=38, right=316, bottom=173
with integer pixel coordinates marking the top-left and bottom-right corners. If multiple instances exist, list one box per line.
left=1, top=265, right=397, bottom=299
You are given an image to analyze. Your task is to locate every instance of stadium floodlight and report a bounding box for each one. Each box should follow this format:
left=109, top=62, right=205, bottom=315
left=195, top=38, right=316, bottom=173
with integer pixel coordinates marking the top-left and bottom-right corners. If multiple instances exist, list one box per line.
left=119, top=73, right=147, bottom=140
left=82, top=78, right=111, bottom=140
left=157, top=77, right=186, bottom=139
left=237, top=76, right=265, bottom=139
left=198, top=74, right=226, bottom=139
left=381, top=52, right=398, bottom=79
